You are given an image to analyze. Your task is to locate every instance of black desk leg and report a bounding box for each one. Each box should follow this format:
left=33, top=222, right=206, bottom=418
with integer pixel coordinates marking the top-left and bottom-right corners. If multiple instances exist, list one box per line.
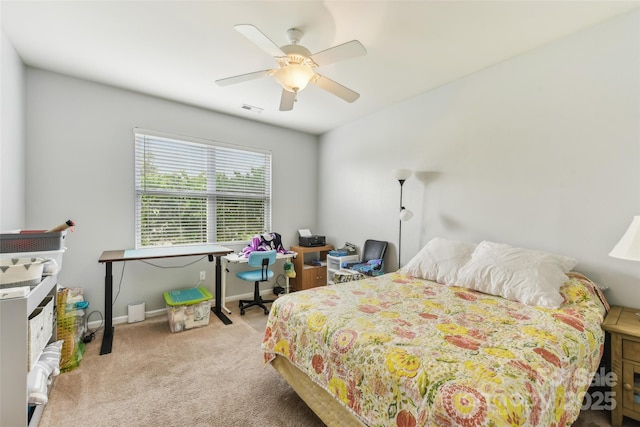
left=210, top=255, right=232, bottom=325
left=100, top=261, right=114, bottom=355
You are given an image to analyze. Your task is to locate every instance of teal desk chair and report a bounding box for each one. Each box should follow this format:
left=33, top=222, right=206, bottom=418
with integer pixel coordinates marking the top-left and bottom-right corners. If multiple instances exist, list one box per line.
left=236, top=250, right=277, bottom=315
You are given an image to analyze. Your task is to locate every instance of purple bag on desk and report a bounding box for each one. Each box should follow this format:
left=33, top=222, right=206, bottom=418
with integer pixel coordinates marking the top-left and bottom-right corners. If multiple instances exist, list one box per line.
left=242, top=232, right=287, bottom=257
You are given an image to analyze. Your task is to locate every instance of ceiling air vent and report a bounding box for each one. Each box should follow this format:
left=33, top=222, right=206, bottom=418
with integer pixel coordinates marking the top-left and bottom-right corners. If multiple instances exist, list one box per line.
left=241, top=104, right=263, bottom=114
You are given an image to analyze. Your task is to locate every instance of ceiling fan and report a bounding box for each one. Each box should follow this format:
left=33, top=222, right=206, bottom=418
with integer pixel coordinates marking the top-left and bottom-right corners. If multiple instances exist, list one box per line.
left=216, top=24, right=367, bottom=111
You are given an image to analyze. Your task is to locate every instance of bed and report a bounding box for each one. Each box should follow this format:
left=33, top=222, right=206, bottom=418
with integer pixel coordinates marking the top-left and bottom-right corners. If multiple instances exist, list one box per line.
left=261, top=238, right=609, bottom=426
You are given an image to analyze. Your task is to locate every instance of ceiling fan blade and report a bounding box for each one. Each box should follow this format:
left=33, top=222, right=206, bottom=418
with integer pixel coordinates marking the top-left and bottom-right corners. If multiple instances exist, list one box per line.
left=279, top=89, right=296, bottom=111
left=310, top=40, right=366, bottom=67
left=215, top=69, right=272, bottom=86
left=310, top=74, right=360, bottom=103
left=234, top=24, right=286, bottom=58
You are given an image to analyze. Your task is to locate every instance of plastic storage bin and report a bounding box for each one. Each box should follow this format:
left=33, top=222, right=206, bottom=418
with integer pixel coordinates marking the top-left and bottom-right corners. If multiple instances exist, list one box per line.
left=163, top=287, right=212, bottom=333
left=0, top=231, right=66, bottom=253
left=57, top=287, right=86, bottom=373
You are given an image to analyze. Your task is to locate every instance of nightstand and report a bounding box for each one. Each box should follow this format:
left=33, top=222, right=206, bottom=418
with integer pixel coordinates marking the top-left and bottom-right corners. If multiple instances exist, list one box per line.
left=602, top=306, right=640, bottom=426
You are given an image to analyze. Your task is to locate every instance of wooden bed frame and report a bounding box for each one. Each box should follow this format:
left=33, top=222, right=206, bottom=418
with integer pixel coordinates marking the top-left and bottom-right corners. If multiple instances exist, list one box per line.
left=271, top=355, right=364, bottom=426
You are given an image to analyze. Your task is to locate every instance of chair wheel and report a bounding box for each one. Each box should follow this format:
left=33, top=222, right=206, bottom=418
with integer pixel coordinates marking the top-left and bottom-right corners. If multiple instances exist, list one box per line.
left=264, top=309, right=269, bottom=315
left=240, top=309, right=245, bottom=315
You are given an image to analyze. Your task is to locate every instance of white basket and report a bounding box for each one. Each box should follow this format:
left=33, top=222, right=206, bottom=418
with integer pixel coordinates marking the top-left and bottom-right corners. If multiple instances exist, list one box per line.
left=0, top=258, right=46, bottom=288
left=0, top=248, right=66, bottom=275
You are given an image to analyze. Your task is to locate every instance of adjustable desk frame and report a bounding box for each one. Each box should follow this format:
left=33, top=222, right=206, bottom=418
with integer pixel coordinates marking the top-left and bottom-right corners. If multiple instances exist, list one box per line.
left=98, top=245, right=233, bottom=355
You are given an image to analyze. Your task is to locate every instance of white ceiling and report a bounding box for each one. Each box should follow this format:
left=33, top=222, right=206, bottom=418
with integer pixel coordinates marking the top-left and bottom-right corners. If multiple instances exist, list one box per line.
left=2, top=1, right=639, bottom=135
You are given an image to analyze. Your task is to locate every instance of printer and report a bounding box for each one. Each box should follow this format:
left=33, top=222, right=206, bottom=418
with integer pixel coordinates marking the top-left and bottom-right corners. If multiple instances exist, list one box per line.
left=298, top=229, right=326, bottom=247
left=299, top=235, right=326, bottom=247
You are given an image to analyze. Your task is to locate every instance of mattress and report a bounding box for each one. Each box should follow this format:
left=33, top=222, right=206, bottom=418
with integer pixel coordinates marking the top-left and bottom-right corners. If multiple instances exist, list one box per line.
left=262, top=271, right=608, bottom=426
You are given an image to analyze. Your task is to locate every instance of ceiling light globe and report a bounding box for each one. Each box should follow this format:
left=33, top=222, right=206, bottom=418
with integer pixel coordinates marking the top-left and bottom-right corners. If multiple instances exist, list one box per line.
left=273, top=64, right=314, bottom=92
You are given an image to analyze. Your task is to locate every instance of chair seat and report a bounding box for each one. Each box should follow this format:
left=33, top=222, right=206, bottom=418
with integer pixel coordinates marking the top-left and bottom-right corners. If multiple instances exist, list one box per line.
left=236, top=269, right=274, bottom=282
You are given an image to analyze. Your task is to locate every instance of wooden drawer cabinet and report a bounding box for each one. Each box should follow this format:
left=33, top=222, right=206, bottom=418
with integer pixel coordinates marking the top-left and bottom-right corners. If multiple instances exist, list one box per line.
left=623, top=340, right=640, bottom=363
left=302, top=265, right=327, bottom=288
left=622, top=362, right=640, bottom=415
left=602, top=306, right=640, bottom=426
left=289, top=245, right=333, bottom=291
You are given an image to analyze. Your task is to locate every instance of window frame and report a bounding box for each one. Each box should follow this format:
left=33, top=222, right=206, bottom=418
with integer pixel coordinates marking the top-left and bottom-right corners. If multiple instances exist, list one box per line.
left=134, top=128, right=272, bottom=248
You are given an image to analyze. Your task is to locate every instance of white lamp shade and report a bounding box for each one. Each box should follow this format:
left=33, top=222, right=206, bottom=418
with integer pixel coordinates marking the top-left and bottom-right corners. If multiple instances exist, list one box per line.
left=610, top=216, right=640, bottom=261
left=393, top=169, right=412, bottom=181
left=399, top=208, right=413, bottom=221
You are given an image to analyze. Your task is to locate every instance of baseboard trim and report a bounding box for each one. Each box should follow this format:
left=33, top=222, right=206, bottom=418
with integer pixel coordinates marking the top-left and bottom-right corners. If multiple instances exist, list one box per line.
left=90, top=289, right=276, bottom=329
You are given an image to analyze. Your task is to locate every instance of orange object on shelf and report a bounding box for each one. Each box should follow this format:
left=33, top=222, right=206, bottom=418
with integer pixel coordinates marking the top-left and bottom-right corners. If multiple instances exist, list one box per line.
left=46, top=220, right=75, bottom=233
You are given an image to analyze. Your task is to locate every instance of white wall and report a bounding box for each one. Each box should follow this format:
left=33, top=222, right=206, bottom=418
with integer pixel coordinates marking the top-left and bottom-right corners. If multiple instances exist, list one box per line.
left=318, top=10, right=640, bottom=308
left=0, top=29, right=26, bottom=230
left=7, top=8, right=640, bottom=319
left=24, top=69, right=318, bottom=318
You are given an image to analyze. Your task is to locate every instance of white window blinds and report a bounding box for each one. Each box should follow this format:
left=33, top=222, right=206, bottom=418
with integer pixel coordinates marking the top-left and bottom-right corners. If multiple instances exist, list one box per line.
left=134, top=130, right=272, bottom=248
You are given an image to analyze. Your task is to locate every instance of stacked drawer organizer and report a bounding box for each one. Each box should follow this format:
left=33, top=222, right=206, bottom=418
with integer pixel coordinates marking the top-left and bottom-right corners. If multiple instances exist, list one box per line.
left=0, top=231, right=66, bottom=427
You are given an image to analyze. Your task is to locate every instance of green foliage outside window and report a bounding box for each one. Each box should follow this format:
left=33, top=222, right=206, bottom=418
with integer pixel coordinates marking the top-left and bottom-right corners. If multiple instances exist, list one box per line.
left=137, top=136, right=270, bottom=247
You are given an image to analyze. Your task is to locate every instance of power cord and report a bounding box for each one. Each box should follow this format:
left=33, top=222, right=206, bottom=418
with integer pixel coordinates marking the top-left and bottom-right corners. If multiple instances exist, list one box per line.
left=112, top=256, right=208, bottom=305
left=273, top=273, right=287, bottom=295
left=82, top=310, right=104, bottom=343
left=112, top=261, right=126, bottom=306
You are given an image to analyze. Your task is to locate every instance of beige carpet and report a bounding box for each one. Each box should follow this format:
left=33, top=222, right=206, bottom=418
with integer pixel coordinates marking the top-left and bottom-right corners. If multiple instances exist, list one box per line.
left=40, top=309, right=324, bottom=427
left=39, top=304, right=639, bottom=427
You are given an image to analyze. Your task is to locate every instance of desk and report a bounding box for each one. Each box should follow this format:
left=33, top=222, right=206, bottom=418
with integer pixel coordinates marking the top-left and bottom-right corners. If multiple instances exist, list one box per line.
left=221, top=251, right=296, bottom=313
left=98, top=244, right=232, bottom=355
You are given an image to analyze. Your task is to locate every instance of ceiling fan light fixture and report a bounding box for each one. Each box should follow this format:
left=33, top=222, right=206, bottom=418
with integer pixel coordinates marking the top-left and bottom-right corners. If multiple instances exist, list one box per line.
left=273, top=63, right=315, bottom=93
left=219, top=24, right=366, bottom=110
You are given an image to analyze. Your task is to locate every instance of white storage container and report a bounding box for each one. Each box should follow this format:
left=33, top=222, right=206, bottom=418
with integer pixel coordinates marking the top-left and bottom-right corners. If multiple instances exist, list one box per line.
left=38, top=296, right=54, bottom=350
left=0, top=248, right=66, bottom=275
left=326, top=254, right=360, bottom=285
left=0, top=258, right=47, bottom=289
left=28, top=296, right=55, bottom=371
left=28, top=307, right=44, bottom=370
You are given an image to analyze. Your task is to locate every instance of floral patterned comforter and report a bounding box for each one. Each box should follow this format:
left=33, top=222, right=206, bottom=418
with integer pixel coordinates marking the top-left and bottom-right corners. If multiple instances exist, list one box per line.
left=262, top=272, right=607, bottom=426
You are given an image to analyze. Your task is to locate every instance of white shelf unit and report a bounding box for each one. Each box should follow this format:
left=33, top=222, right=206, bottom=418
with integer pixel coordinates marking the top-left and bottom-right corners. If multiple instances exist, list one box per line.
left=326, top=254, right=360, bottom=285
left=0, top=274, right=58, bottom=427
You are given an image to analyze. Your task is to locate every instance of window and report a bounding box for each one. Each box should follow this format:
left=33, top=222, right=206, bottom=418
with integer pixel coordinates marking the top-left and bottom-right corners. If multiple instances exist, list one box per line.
left=134, top=129, right=271, bottom=248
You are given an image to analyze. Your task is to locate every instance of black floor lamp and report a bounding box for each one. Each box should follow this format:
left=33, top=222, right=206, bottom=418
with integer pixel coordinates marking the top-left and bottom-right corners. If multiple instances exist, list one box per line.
left=393, top=169, right=413, bottom=268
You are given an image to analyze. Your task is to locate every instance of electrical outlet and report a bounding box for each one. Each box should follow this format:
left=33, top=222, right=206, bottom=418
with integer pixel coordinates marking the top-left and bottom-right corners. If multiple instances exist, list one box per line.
left=200, top=271, right=206, bottom=281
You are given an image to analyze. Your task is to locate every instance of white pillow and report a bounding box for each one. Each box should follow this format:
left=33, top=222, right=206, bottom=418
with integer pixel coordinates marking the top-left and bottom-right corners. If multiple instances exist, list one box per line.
left=456, top=241, right=577, bottom=309
left=400, top=237, right=477, bottom=285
